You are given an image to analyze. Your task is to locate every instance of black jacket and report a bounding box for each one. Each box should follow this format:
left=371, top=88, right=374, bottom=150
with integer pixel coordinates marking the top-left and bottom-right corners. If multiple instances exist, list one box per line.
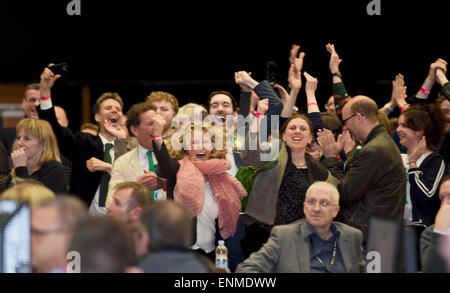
left=38, top=106, right=103, bottom=206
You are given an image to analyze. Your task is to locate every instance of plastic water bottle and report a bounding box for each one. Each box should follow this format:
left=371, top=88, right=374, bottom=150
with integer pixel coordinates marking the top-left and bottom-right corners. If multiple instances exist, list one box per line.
left=215, top=240, right=228, bottom=270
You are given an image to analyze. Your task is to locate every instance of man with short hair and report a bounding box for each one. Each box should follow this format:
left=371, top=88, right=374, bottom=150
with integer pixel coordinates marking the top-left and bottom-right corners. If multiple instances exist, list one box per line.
left=106, top=181, right=152, bottom=228
left=236, top=181, right=365, bottom=273
left=0, top=83, right=40, bottom=154
left=68, top=216, right=138, bottom=273
left=420, top=175, right=450, bottom=273
left=318, top=95, right=406, bottom=243
left=106, top=102, right=167, bottom=205
left=146, top=91, right=179, bottom=136
left=37, top=66, right=128, bottom=213
left=138, top=200, right=218, bottom=273
left=31, top=196, right=87, bottom=273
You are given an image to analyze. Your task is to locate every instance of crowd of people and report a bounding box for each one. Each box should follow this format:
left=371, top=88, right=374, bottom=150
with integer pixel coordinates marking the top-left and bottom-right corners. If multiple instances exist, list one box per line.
left=0, top=43, right=449, bottom=273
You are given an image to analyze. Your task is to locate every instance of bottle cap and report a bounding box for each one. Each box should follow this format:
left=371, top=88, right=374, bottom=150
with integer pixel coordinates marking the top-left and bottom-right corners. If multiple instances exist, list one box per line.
left=218, top=240, right=225, bottom=245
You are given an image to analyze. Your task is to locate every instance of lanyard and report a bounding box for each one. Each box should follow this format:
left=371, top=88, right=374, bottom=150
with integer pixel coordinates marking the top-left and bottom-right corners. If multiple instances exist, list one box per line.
left=311, top=237, right=338, bottom=268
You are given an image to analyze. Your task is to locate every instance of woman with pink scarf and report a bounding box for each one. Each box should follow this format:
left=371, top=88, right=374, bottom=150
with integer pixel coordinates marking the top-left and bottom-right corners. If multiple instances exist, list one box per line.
left=151, top=116, right=247, bottom=265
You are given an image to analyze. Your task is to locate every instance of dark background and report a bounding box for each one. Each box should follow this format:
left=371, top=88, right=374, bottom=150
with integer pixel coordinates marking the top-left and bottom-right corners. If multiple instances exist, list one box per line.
left=0, top=0, right=448, bottom=131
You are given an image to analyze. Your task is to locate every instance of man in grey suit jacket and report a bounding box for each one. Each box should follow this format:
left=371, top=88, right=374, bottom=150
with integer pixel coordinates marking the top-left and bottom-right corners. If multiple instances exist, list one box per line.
left=236, top=181, right=365, bottom=273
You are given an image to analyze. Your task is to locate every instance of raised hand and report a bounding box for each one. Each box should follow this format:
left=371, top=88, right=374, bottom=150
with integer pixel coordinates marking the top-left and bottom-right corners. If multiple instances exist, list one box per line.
left=104, top=119, right=127, bottom=139
left=304, top=71, right=318, bottom=93
left=249, top=90, right=260, bottom=111
left=317, top=128, right=343, bottom=159
left=288, top=64, right=302, bottom=92
left=257, top=99, right=269, bottom=115
left=234, top=71, right=258, bottom=90
left=342, top=128, right=356, bottom=154
left=153, top=114, right=167, bottom=137
left=326, top=43, right=342, bottom=73
left=11, top=148, right=28, bottom=168
left=289, top=44, right=306, bottom=73
left=273, top=84, right=289, bottom=106
left=235, top=71, right=253, bottom=92
left=429, top=58, right=448, bottom=80
left=40, top=64, right=61, bottom=96
left=391, top=73, right=407, bottom=109
left=86, top=157, right=112, bottom=173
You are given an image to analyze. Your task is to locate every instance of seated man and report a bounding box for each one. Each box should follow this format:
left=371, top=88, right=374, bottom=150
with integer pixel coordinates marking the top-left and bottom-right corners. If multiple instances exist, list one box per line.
left=137, top=200, right=218, bottom=273
left=106, top=181, right=152, bottom=229
left=420, top=175, right=450, bottom=273
left=68, top=216, right=139, bottom=273
left=31, top=196, right=87, bottom=273
left=236, top=181, right=365, bottom=273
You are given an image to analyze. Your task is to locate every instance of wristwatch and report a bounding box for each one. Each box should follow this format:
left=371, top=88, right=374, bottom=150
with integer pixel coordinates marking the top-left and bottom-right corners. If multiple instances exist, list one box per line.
left=332, top=72, right=342, bottom=78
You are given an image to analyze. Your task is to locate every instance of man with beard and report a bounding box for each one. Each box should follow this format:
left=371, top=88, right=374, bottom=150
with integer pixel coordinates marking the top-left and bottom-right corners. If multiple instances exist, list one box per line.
left=37, top=66, right=127, bottom=214
left=318, top=96, right=406, bottom=244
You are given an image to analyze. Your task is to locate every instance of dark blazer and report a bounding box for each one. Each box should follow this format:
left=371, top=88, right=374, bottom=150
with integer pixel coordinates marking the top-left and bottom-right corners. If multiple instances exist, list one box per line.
left=14, top=160, right=68, bottom=193
left=236, top=220, right=366, bottom=273
left=322, top=125, right=406, bottom=241
left=138, top=250, right=217, bottom=273
left=0, top=127, right=17, bottom=154
left=38, top=106, right=103, bottom=205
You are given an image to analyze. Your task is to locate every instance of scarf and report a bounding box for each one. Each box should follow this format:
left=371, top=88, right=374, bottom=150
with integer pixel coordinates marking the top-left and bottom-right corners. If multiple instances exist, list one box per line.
left=174, top=157, right=247, bottom=239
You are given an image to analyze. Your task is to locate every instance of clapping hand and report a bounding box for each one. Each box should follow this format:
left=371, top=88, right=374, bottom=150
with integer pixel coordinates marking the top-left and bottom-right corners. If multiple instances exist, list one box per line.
left=317, top=128, right=343, bottom=159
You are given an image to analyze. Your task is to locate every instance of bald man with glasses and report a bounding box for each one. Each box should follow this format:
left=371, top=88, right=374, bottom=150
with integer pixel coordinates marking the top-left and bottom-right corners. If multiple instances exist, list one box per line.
left=236, top=182, right=365, bottom=273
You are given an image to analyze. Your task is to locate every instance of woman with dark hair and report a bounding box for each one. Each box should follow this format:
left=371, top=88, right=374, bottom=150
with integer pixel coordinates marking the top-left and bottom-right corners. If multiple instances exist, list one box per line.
left=397, top=106, right=446, bottom=228
left=240, top=97, right=338, bottom=256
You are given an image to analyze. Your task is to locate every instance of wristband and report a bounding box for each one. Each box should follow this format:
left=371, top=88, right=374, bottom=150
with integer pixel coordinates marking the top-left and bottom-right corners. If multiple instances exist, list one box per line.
left=40, top=96, right=51, bottom=101
left=419, top=88, right=430, bottom=94
left=307, top=102, right=318, bottom=107
left=399, top=104, right=409, bottom=112
left=384, top=102, right=393, bottom=112
left=152, top=135, right=162, bottom=141
left=250, top=110, right=264, bottom=118
left=332, top=72, right=342, bottom=78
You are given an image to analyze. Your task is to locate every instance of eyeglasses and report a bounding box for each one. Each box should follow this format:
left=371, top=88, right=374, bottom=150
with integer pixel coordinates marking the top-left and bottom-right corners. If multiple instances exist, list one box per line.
left=305, top=198, right=337, bottom=208
left=342, top=113, right=357, bottom=125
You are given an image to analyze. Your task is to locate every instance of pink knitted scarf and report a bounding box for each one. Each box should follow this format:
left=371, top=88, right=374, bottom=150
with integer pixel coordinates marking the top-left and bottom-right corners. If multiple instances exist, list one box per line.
left=174, top=157, right=247, bottom=239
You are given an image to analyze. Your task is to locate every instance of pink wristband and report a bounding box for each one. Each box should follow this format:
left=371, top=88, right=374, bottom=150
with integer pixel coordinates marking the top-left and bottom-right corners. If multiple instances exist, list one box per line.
left=307, top=102, right=318, bottom=107
left=419, top=88, right=430, bottom=94
left=40, top=96, right=51, bottom=101
left=399, top=105, right=409, bottom=112
left=152, top=135, right=162, bottom=141
left=250, top=110, right=264, bottom=118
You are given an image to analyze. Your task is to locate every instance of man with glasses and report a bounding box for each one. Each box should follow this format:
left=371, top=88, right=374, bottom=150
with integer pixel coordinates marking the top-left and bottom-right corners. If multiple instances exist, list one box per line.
left=236, top=182, right=365, bottom=273
left=318, top=95, right=406, bottom=245
left=31, top=196, right=87, bottom=273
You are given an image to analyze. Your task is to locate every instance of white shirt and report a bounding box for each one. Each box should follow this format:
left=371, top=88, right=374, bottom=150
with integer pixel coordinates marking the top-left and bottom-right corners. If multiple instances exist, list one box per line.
left=136, top=144, right=166, bottom=201
left=226, top=151, right=239, bottom=176
left=191, top=181, right=219, bottom=253
left=89, top=133, right=115, bottom=215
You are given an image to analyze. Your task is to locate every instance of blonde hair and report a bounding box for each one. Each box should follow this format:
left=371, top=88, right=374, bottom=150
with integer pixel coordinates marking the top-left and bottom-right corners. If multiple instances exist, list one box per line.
left=1, top=183, right=55, bottom=206
left=146, top=91, right=179, bottom=113
left=165, top=122, right=230, bottom=160
left=174, top=103, right=207, bottom=125
left=14, top=118, right=61, bottom=173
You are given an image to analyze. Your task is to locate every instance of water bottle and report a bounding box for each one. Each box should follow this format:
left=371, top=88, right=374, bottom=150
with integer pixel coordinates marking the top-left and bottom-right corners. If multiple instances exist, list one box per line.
left=215, top=240, right=228, bottom=270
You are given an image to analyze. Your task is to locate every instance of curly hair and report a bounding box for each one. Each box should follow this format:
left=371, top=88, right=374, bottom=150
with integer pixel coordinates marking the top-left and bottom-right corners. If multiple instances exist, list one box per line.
left=164, top=122, right=231, bottom=160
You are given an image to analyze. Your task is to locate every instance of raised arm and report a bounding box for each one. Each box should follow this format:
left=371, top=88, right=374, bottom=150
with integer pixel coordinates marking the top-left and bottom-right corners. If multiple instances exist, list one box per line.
left=415, top=58, right=448, bottom=100
left=326, top=43, right=348, bottom=117
left=38, top=65, right=78, bottom=159
left=280, top=64, right=302, bottom=118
